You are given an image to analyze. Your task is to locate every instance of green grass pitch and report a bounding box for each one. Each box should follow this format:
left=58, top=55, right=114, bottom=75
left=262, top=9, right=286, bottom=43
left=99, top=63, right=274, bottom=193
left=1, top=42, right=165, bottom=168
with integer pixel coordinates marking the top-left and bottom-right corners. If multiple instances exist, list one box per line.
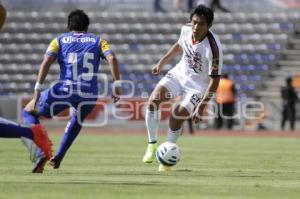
left=1, top=134, right=300, bottom=199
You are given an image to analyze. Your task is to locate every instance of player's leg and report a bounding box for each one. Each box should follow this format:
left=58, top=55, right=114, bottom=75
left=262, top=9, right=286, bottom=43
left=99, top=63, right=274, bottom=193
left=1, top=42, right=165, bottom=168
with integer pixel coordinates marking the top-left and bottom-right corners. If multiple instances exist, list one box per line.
left=159, top=92, right=200, bottom=172
left=22, top=89, right=48, bottom=171
left=219, top=104, right=224, bottom=128
left=227, top=103, right=234, bottom=130
left=143, top=71, right=181, bottom=163
left=0, top=117, right=33, bottom=139
left=167, top=105, right=190, bottom=143
left=32, top=102, right=69, bottom=173
left=28, top=87, right=69, bottom=173
left=50, top=110, right=82, bottom=169
left=290, top=106, right=295, bottom=131
left=216, top=103, right=223, bottom=129
left=22, top=99, right=41, bottom=125
left=223, top=103, right=234, bottom=130
left=147, top=85, right=172, bottom=142
left=22, top=90, right=47, bottom=161
left=281, top=106, right=288, bottom=130
left=22, top=84, right=65, bottom=125
left=22, top=99, right=42, bottom=162
left=50, top=101, right=96, bottom=169
left=33, top=100, right=70, bottom=173
left=143, top=85, right=173, bottom=163
left=0, top=117, right=52, bottom=161
left=158, top=104, right=190, bottom=172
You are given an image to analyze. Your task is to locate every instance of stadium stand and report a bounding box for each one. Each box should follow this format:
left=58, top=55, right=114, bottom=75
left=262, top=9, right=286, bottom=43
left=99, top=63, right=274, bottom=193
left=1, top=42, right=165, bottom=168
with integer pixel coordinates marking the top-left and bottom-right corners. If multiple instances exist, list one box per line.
left=0, top=0, right=299, bottom=129
left=0, top=11, right=299, bottom=99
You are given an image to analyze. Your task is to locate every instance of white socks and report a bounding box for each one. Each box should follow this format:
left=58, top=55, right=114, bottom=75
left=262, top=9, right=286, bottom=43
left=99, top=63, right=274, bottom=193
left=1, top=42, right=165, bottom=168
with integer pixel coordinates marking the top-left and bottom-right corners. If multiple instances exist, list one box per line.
left=145, top=109, right=161, bottom=143
left=145, top=109, right=182, bottom=143
left=166, top=127, right=182, bottom=143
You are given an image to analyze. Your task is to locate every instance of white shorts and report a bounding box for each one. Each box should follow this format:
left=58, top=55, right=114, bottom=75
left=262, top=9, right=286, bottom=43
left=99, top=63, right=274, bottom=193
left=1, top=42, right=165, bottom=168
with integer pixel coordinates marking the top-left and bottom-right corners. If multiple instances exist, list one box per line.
left=157, top=68, right=208, bottom=114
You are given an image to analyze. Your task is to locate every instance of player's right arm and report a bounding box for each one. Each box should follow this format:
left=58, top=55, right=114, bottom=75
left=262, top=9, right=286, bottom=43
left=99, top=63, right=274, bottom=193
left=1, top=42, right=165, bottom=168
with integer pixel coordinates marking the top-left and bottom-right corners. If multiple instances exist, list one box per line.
left=0, top=2, right=7, bottom=31
left=25, top=38, right=58, bottom=113
left=152, top=25, right=187, bottom=75
left=107, top=53, right=121, bottom=103
left=100, top=38, right=121, bottom=103
left=152, top=42, right=182, bottom=75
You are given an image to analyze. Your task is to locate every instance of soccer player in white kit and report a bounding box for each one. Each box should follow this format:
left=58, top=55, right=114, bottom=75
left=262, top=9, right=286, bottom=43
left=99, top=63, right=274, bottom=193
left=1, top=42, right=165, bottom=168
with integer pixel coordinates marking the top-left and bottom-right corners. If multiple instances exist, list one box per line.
left=142, top=5, right=223, bottom=171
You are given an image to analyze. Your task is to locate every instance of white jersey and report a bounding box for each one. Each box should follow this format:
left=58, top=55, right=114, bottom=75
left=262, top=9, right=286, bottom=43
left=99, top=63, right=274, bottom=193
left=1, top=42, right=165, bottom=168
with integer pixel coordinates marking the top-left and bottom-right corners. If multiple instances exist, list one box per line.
left=175, top=25, right=223, bottom=86
left=157, top=25, right=223, bottom=114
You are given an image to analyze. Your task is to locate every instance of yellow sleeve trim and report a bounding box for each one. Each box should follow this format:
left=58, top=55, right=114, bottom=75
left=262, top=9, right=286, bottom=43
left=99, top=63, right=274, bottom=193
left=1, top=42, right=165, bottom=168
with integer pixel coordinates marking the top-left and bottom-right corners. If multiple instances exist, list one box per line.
left=100, top=38, right=112, bottom=56
left=46, top=38, right=59, bottom=55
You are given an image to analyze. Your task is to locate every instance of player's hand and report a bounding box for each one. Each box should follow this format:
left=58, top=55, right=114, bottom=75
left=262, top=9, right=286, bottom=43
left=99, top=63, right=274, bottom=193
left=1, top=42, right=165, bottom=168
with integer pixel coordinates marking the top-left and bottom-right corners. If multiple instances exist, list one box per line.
left=112, top=87, right=121, bottom=103
left=152, top=64, right=163, bottom=75
left=25, top=90, right=40, bottom=115
left=191, top=105, right=205, bottom=123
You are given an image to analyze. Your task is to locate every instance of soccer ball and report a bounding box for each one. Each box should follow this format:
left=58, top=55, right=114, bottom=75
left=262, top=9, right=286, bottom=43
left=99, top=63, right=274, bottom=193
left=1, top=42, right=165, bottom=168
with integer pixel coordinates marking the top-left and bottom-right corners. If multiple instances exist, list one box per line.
left=156, top=142, right=180, bottom=166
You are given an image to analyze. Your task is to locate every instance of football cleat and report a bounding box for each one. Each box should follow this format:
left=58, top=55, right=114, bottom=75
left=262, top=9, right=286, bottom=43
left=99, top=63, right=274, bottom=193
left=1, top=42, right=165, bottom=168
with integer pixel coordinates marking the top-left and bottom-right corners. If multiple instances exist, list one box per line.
left=49, top=156, right=62, bottom=169
left=32, top=156, right=47, bottom=173
left=158, top=164, right=171, bottom=172
left=30, top=124, right=53, bottom=160
left=142, top=143, right=157, bottom=163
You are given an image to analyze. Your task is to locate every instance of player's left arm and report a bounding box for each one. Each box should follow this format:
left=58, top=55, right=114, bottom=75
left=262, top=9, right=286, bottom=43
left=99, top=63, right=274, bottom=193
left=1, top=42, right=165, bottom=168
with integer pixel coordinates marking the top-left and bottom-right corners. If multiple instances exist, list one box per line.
left=100, top=38, right=121, bottom=102
left=192, top=35, right=223, bottom=122
left=192, top=76, right=220, bottom=123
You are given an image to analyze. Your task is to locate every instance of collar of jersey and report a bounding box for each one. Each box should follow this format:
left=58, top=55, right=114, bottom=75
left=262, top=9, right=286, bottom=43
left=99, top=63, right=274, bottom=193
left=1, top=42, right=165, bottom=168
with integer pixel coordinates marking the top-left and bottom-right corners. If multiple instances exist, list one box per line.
left=72, top=31, right=86, bottom=36
left=191, top=33, right=208, bottom=45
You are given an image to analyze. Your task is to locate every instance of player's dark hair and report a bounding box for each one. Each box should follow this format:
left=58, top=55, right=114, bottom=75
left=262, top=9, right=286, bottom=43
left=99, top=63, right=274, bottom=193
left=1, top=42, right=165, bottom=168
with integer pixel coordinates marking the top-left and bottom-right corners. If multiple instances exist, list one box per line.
left=190, top=5, right=214, bottom=27
left=68, top=10, right=90, bottom=31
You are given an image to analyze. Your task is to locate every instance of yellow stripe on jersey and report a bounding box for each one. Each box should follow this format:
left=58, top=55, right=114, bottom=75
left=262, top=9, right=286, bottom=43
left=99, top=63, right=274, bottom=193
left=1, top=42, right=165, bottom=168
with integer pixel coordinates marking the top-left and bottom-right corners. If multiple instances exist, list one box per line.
left=46, top=38, right=59, bottom=56
left=100, top=38, right=112, bottom=57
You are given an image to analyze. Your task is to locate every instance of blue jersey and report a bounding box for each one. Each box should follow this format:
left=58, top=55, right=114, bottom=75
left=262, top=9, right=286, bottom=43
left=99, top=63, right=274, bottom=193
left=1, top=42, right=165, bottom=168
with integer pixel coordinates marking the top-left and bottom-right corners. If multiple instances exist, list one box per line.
left=46, top=32, right=113, bottom=94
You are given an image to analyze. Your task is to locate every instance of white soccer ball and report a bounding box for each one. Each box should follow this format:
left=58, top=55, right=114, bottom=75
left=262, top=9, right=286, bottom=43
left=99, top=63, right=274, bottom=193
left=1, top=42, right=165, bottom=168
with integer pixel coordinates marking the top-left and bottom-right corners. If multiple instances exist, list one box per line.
left=156, top=142, right=180, bottom=166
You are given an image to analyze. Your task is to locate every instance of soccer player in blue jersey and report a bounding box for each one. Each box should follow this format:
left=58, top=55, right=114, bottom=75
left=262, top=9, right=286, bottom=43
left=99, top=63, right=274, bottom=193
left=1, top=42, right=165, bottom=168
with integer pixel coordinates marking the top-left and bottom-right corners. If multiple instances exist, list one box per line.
left=0, top=118, right=53, bottom=161
left=22, top=10, right=121, bottom=173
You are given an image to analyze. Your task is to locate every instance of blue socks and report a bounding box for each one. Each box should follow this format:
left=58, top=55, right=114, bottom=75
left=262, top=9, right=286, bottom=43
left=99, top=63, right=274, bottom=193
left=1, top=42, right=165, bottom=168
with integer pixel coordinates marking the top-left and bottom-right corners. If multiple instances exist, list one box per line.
left=22, top=109, right=84, bottom=161
left=55, top=114, right=82, bottom=159
left=22, top=110, right=42, bottom=157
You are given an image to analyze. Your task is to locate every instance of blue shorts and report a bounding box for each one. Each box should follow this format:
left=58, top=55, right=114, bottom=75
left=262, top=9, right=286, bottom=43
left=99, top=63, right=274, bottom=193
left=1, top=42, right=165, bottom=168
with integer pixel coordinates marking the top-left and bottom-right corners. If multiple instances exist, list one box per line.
left=36, top=83, right=97, bottom=120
